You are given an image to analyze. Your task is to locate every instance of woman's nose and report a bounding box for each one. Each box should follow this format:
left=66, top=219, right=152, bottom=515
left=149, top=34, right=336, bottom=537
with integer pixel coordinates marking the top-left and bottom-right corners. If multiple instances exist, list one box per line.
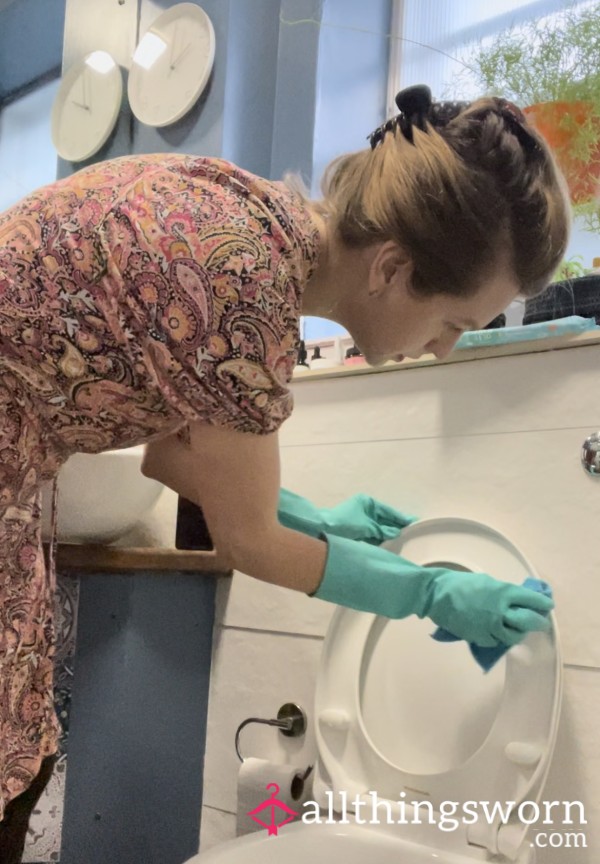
left=427, top=332, right=462, bottom=360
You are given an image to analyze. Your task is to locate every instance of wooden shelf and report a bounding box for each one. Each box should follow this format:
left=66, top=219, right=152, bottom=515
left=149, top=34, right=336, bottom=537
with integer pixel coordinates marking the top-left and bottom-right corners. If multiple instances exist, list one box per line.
left=46, top=543, right=233, bottom=574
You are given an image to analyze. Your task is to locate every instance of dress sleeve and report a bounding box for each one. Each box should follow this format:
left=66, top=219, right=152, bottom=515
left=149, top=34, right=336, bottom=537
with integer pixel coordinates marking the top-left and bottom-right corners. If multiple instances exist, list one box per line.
left=104, top=167, right=301, bottom=435
left=129, top=256, right=298, bottom=435
left=101, top=179, right=301, bottom=436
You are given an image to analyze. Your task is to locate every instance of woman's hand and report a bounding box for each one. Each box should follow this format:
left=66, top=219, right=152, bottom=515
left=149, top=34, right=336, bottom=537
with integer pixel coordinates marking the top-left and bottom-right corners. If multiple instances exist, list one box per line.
left=314, top=533, right=554, bottom=648
left=321, top=493, right=418, bottom=544
left=278, top=489, right=417, bottom=545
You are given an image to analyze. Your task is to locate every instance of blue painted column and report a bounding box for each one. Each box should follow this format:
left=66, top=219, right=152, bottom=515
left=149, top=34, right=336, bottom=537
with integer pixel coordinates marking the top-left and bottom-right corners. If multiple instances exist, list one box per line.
left=60, top=572, right=216, bottom=864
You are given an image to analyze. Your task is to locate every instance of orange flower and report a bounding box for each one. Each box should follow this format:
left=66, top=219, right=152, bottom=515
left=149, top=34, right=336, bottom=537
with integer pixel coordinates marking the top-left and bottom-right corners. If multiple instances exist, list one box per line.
left=208, top=333, right=228, bottom=357
left=162, top=304, right=192, bottom=342
left=76, top=330, right=101, bottom=352
left=139, top=281, right=158, bottom=304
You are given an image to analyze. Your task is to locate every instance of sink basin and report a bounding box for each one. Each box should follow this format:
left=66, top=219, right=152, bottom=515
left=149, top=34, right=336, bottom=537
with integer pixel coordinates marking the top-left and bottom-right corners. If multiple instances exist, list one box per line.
left=41, top=446, right=164, bottom=544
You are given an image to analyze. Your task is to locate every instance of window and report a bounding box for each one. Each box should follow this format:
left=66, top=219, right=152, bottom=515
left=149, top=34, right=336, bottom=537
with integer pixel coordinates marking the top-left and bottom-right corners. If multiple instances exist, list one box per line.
left=388, top=0, right=599, bottom=311
left=388, top=0, right=594, bottom=110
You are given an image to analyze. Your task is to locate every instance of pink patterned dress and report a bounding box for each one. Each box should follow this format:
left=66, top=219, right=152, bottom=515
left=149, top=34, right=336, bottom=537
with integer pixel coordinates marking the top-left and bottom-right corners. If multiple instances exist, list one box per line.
left=0, top=153, right=319, bottom=816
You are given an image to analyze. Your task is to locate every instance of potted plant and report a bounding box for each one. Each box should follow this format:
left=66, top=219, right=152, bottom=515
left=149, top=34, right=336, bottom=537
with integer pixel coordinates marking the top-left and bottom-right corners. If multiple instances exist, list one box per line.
left=453, top=3, right=600, bottom=206
left=450, top=1, right=600, bottom=322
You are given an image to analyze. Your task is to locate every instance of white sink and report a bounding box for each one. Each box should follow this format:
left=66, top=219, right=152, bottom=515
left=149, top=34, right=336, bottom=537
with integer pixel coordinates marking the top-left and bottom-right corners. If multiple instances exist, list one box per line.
left=41, top=445, right=164, bottom=544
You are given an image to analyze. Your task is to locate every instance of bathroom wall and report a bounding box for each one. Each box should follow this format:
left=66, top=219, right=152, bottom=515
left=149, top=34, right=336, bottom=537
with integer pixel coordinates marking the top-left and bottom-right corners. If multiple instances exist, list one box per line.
left=0, top=78, right=61, bottom=212
left=200, top=345, right=600, bottom=863
left=0, top=0, right=64, bottom=103
left=57, top=0, right=325, bottom=181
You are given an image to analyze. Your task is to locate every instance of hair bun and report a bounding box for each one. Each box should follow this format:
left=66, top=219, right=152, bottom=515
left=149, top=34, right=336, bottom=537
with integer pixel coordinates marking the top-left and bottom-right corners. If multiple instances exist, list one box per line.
left=492, top=98, right=542, bottom=157
left=494, top=98, right=526, bottom=124
left=366, top=85, right=468, bottom=149
left=394, top=85, right=433, bottom=125
left=429, top=100, right=470, bottom=128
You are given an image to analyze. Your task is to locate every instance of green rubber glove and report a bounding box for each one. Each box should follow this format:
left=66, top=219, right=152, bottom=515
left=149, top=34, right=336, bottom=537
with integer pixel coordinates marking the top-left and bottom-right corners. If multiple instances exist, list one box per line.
left=312, top=533, right=554, bottom=648
left=278, top=488, right=417, bottom=545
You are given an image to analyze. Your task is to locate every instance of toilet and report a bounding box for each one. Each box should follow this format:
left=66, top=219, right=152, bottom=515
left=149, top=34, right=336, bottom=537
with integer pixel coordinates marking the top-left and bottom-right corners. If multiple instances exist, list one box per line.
left=188, top=517, right=563, bottom=863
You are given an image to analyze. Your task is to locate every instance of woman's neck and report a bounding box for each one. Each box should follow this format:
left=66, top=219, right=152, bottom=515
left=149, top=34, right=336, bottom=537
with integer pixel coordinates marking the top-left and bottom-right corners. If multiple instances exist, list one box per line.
left=301, top=210, right=346, bottom=321
left=301, top=211, right=375, bottom=335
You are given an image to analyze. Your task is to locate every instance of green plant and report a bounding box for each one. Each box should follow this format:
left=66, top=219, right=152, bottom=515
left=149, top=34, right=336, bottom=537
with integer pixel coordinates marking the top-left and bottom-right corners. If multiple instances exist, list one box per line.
left=553, top=254, right=588, bottom=282
left=449, top=1, right=600, bottom=232
left=462, top=4, right=600, bottom=106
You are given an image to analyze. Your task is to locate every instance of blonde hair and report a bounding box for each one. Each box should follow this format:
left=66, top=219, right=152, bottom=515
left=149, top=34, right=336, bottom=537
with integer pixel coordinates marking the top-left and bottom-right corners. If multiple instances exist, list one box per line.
left=300, top=97, right=571, bottom=299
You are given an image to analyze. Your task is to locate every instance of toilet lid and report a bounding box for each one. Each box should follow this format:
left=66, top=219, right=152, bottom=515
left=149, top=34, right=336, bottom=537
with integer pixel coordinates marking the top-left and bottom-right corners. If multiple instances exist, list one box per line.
left=314, top=518, right=562, bottom=856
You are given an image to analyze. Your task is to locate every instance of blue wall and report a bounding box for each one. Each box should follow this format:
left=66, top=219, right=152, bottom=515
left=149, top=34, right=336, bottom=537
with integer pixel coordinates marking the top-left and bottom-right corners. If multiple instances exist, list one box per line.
left=132, top=0, right=325, bottom=183
left=60, top=573, right=215, bottom=864
left=0, top=78, right=61, bottom=211
left=306, top=0, right=392, bottom=339
left=0, top=0, right=64, bottom=104
left=313, top=0, right=391, bottom=192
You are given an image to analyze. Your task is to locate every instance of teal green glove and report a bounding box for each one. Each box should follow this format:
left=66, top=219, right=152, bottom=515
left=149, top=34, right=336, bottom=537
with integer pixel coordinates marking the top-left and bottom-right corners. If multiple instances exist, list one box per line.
left=278, top=488, right=417, bottom=545
left=313, top=533, right=554, bottom=648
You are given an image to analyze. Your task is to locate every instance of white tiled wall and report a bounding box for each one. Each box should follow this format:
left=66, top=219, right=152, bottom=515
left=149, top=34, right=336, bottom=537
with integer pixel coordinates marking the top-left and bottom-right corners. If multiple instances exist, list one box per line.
left=200, top=344, right=600, bottom=862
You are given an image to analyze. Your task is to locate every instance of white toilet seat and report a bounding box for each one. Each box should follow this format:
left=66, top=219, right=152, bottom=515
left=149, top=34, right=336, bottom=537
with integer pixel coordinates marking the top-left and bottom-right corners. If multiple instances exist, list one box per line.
left=313, top=518, right=563, bottom=860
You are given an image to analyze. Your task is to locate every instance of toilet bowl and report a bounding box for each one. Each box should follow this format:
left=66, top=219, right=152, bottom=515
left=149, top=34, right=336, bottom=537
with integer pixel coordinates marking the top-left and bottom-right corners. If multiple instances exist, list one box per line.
left=189, top=518, right=562, bottom=864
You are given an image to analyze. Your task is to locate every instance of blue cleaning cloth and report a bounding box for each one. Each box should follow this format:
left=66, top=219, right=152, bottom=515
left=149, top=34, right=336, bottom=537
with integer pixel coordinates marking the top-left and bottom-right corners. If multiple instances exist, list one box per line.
left=431, top=578, right=553, bottom=673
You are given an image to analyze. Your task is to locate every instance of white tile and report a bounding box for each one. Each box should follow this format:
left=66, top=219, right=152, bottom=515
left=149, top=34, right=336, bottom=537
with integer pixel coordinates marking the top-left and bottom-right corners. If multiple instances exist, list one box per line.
left=215, top=569, right=335, bottom=635
left=203, top=628, right=322, bottom=812
left=537, top=666, right=600, bottom=864
left=199, top=806, right=236, bottom=853
left=284, top=344, right=600, bottom=446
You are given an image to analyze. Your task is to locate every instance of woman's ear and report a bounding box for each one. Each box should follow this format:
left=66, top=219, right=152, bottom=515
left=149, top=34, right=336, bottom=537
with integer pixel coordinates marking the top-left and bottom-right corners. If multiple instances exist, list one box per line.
left=369, top=241, right=413, bottom=296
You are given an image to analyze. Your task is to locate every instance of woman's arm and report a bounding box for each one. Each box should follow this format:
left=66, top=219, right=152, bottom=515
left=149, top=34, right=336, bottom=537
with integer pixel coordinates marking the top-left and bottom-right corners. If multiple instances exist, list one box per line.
left=141, top=427, right=555, bottom=648
left=141, top=424, right=327, bottom=594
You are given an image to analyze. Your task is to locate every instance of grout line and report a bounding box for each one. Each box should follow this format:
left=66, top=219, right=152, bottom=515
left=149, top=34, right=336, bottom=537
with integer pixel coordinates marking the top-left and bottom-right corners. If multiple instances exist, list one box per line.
left=280, top=425, right=600, bottom=449
left=217, top=624, right=324, bottom=640
left=202, top=803, right=236, bottom=816
left=563, top=663, right=600, bottom=673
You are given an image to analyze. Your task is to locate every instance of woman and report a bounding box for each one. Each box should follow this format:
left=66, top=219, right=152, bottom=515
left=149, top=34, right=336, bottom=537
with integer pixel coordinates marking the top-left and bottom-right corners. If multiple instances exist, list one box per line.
left=0, top=86, right=567, bottom=859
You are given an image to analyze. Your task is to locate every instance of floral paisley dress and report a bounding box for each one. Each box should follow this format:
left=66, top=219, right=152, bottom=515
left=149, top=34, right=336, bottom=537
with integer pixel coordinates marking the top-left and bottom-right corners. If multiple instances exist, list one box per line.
left=0, top=153, right=319, bottom=817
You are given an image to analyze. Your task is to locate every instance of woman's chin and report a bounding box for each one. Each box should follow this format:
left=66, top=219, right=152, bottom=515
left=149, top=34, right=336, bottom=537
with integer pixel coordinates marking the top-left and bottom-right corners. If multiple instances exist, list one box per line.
left=364, top=354, right=386, bottom=368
